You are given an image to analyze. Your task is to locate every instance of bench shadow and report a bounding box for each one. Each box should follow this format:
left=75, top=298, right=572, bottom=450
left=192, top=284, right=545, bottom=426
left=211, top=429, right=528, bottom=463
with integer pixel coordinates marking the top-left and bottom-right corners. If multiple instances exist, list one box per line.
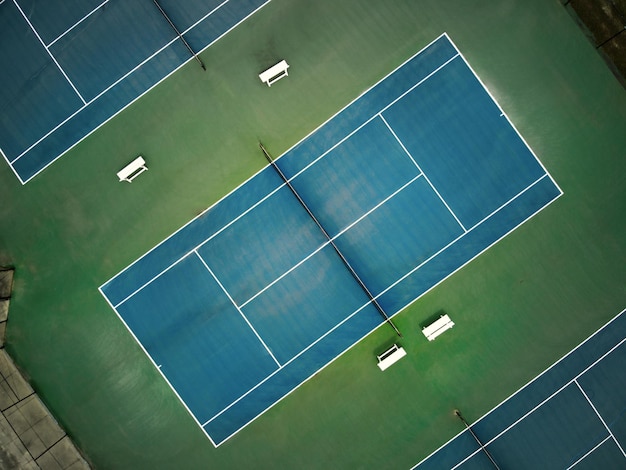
left=418, top=309, right=447, bottom=329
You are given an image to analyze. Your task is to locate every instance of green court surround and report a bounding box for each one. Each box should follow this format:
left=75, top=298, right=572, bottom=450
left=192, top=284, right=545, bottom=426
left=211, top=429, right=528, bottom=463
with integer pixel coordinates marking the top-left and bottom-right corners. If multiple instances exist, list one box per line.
left=1, top=0, right=625, bottom=468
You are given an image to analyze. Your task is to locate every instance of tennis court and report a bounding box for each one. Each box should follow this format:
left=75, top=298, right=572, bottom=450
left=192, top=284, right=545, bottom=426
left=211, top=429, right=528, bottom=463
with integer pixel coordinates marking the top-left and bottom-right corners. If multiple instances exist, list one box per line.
left=412, top=308, right=626, bottom=469
left=100, top=34, right=561, bottom=446
left=0, top=0, right=269, bottom=183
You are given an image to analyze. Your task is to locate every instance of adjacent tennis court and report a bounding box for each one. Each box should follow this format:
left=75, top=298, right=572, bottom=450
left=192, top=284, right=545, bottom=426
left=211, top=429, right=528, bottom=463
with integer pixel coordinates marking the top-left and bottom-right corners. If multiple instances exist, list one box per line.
left=412, top=308, right=626, bottom=469
left=0, top=0, right=269, bottom=183
left=99, top=34, right=562, bottom=446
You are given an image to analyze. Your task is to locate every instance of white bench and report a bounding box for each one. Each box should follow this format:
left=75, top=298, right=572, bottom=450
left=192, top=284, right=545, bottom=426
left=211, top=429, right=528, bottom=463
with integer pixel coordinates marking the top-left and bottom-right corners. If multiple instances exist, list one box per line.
left=117, top=156, right=148, bottom=183
left=259, top=60, right=289, bottom=86
left=376, top=344, right=407, bottom=371
left=422, top=314, right=455, bottom=341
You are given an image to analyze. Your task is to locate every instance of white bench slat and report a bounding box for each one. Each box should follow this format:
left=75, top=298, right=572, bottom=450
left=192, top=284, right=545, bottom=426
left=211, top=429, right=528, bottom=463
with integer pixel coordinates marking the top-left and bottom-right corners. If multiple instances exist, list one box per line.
left=376, top=344, right=407, bottom=371
left=117, top=156, right=147, bottom=183
left=259, top=60, right=289, bottom=86
left=422, top=314, right=455, bottom=341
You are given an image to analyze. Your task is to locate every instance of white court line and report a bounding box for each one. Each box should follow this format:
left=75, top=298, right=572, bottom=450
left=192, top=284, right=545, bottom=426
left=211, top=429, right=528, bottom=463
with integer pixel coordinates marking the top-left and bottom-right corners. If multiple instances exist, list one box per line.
left=179, top=0, right=230, bottom=37
left=377, top=174, right=549, bottom=303
left=46, top=0, right=110, bottom=47
left=193, top=250, right=282, bottom=368
left=207, top=174, right=551, bottom=442
left=575, top=379, right=626, bottom=458
left=0, top=146, right=24, bottom=183
left=12, top=0, right=86, bottom=105
left=379, top=113, right=467, bottom=232
left=446, top=32, right=563, bottom=196
left=96, top=284, right=218, bottom=447
left=240, top=173, right=423, bottom=308
left=448, top=336, right=626, bottom=470
left=13, top=0, right=262, bottom=182
left=285, top=54, right=459, bottom=186
left=567, top=435, right=612, bottom=469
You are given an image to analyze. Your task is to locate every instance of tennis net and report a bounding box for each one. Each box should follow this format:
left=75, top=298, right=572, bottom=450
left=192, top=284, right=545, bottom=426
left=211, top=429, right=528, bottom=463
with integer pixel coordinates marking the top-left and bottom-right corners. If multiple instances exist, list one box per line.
left=259, top=142, right=402, bottom=337
left=152, top=0, right=206, bottom=70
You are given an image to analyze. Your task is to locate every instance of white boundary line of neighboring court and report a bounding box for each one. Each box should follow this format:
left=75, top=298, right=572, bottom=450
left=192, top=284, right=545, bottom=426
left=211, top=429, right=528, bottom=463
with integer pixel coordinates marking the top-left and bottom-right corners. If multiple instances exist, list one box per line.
left=12, top=0, right=266, bottom=184
left=574, top=379, right=626, bottom=458
left=566, top=435, right=613, bottom=470
left=449, top=336, right=626, bottom=469
left=98, top=33, right=564, bottom=446
left=10, top=0, right=230, bottom=165
left=410, top=307, right=626, bottom=469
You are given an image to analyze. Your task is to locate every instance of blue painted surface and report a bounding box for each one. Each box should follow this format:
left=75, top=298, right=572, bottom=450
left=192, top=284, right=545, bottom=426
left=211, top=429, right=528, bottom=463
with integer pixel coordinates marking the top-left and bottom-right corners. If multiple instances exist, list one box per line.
left=101, top=35, right=562, bottom=445
left=413, top=311, right=626, bottom=469
left=0, top=0, right=270, bottom=182
left=17, top=0, right=105, bottom=44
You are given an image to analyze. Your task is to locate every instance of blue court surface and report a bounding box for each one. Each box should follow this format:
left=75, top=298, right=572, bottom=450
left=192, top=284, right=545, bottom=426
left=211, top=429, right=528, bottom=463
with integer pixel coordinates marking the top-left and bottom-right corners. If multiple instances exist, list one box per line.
left=0, top=0, right=269, bottom=183
left=99, top=34, right=562, bottom=446
left=412, top=308, right=626, bottom=469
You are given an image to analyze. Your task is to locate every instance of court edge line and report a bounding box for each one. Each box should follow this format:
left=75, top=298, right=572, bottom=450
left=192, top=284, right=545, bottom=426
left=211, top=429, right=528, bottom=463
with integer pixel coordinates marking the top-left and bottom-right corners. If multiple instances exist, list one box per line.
left=46, top=0, right=110, bottom=47
left=15, top=0, right=270, bottom=182
left=239, top=173, right=424, bottom=308
left=207, top=174, right=553, bottom=442
left=0, top=147, right=24, bottom=184
left=574, top=379, right=626, bottom=458
left=12, top=0, right=86, bottom=105
left=96, top=285, right=218, bottom=447
left=410, top=307, right=625, bottom=469
left=11, top=0, right=230, bottom=165
left=99, top=31, right=447, bottom=287
left=379, top=113, right=467, bottom=232
left=447, top=33, right=564, bottom=196
left=193, top=250, right=281, bottom=368
left=450, top=336, right=626, bottom=470
left=566, top=436, right=612, bottom=470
